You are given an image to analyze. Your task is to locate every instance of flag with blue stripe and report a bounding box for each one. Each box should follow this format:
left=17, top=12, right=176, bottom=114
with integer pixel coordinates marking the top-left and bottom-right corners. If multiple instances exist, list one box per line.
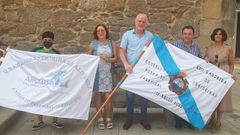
left=120, top=35, right=234, bottom=129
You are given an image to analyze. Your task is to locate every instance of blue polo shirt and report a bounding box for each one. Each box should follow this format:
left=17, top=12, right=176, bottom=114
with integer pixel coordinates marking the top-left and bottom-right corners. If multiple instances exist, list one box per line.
left=120, top=29, right=152, bottom=64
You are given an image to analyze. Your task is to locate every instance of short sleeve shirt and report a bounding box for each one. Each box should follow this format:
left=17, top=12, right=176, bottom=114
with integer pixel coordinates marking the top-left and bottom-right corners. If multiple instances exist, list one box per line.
left=34, top=49, right=58, bottom=54
left=120, top=29, right=152, bottom=64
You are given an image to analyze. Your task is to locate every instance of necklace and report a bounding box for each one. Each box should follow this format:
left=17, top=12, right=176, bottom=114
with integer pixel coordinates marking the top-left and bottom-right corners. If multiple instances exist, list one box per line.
left=98, top=39, right=108, bottom=45
left=213, top=44, right=224, bottom=55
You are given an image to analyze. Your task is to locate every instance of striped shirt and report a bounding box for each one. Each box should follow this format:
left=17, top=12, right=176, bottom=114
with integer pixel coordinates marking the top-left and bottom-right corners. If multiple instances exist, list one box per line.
left=173, top=40, right=202, bottom=58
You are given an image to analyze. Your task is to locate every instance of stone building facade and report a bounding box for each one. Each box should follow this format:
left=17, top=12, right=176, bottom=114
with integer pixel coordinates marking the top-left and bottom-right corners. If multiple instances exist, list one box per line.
left=0, top=0, right=236, bottom=54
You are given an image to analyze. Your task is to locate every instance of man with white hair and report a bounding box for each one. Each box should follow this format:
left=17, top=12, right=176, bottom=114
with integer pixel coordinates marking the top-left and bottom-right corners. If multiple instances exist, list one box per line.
left=119, top=13, right=153, bottom=130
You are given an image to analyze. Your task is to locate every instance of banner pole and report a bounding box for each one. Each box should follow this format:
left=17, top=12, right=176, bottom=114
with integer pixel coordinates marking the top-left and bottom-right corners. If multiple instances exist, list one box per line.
left=80, top=40, right=152, bottom=135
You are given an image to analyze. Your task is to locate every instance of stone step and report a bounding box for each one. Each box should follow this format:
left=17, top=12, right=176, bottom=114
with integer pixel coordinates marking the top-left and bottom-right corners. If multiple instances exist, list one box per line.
left=0, top=107, right=19, bottom=134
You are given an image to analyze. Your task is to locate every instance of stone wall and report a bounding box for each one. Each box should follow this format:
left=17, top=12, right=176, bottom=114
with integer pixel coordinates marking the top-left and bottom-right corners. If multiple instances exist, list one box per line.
left=0, top=0, right=236, bottom=53
left=197, top=0, right=236, bottom=54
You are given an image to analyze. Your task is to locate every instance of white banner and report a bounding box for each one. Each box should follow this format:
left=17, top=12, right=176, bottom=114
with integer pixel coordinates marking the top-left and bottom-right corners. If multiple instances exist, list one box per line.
left=0, top=49, right=99, bottom=120
left=120, top=36, right=234, bottom=129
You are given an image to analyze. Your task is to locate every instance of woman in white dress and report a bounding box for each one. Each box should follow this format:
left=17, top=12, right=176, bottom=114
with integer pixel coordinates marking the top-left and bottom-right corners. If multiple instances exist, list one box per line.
left=88, top=24, right=118, bottom=130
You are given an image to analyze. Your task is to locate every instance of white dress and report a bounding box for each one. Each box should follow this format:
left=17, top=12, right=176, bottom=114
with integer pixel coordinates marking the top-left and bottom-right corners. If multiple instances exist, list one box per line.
left=93, top=41, right=113, bottom=92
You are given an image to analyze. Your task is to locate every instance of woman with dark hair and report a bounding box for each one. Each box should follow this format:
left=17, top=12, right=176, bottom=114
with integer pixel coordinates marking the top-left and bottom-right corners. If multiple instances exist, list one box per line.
left=205, top=28, right=235, bottom=133
left=88, top=24, right=118, bottom=130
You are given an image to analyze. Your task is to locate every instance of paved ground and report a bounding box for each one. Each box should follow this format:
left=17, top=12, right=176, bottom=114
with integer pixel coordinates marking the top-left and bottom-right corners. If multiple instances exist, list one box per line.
left=1, top=67, right=240, bottom=135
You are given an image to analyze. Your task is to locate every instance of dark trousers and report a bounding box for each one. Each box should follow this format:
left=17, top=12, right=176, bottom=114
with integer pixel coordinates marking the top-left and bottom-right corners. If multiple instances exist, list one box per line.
left=174, top=115, right=193, bottom=129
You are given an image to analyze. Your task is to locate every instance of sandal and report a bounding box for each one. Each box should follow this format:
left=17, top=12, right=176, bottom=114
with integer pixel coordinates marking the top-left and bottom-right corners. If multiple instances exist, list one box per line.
left=206, top=122, right=214, bottom=129
left=32, top=121, right=45, bottom=131
left=52, top=121, right=64, bottom=129
left=206, top=119, right=216, bottom=129
left=211, top=122, right=221, bottom=133
left=106, top=117, right=113, bottom=129
left=98, top=117, right=105, bottom=130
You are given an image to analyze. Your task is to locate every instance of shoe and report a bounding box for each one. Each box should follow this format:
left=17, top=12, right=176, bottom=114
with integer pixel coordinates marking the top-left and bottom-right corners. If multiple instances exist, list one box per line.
left=106, top=117, right=113, bottom=129
left=175, top=123, right=183, bottom=129
left=174, top=115, right=183, bottom=129
left=184, top=121, right=194, bottom=129
left=52, top=122, right=64, bottom=129
left=97, top=117, right=105, bottom=130
left=140, top=119, right=151, bottom=130
left=123, top=120, right=132, bottom=130
left=32, top=121, right=45, bottom=131
left=186, top=123, right=194, bottom=129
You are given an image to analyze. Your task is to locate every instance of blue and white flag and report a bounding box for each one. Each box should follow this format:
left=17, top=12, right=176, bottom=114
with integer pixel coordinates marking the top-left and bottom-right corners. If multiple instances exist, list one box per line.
left=120, top=36, right=234, bottom=129
left=0, top=49, right=99, bottom=120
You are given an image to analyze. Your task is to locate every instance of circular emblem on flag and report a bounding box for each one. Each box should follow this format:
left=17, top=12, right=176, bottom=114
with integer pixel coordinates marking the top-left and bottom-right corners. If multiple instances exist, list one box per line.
left=168, top=72, right=188, bottom=96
